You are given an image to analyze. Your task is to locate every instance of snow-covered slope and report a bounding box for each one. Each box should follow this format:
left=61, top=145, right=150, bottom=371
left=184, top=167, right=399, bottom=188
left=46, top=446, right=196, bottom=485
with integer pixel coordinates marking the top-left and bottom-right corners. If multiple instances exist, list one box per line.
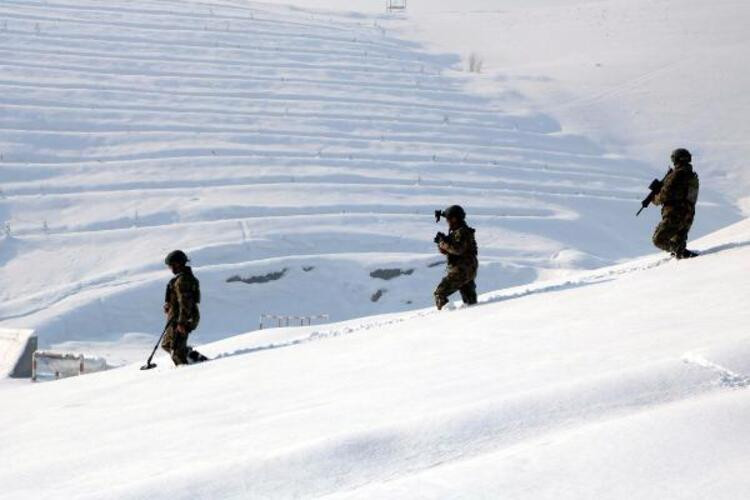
left=2, top=219, right=749, bottom=499
left=0, top=328, right=35, bottom=377
left=0, top=0, right=739, bottom=353
left=384, top=0, right=750, bottom=211
left=286, top=0, right=750, bottom=210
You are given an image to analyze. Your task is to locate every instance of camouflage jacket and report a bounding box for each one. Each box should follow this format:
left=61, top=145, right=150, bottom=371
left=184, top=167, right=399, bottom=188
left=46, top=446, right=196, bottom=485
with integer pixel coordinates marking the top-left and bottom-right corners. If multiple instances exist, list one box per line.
left=654, top=164, right=699, bottom=210
left=438, top=224, right=478, bottom=271
left=165, top=267, right=201, bottom=328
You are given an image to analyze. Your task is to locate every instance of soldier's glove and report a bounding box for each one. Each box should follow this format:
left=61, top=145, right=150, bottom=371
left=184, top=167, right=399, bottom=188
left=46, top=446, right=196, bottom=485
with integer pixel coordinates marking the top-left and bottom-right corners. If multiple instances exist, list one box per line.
left=434, top=232, right=447, bottom=244
left=175, top=323, right=187, bottom=335
left=649, top=178, right=664, bottom=194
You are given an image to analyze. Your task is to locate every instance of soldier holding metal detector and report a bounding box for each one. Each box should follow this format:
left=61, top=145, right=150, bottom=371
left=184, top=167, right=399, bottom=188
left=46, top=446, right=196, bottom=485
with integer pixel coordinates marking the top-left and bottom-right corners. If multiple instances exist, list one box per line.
left=141, top=250, right=208, bottom=370
left=433, top=205, right=479, bottom=310
left=637, top=148, right=700, bottom=259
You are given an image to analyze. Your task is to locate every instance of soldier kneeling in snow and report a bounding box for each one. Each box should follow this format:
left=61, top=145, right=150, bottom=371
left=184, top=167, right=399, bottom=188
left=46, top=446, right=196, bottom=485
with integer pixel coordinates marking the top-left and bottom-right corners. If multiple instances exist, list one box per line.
left=162, top=250, right=208, bottom=365
left=433, top=205, right=479, bottom=310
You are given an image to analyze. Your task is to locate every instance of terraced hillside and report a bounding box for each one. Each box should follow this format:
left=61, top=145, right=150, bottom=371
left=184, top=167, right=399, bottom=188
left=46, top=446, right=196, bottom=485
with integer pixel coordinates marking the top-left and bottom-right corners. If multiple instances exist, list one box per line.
left=0, top=0, right=737, bottom=351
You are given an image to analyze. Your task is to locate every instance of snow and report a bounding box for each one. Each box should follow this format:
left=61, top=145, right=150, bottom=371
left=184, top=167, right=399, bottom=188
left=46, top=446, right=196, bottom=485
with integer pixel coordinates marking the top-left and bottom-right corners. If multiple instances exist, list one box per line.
left=282, top=0, right=750, bottom=210
left=0, top=0, right=741, bottom=355
left=1, top=0, right=749, bottom=497
left=1, top=219, right=749, bottom=499
left=387, top=0, right=750, bottom=212
left=0, top=328, right=35, bottom=377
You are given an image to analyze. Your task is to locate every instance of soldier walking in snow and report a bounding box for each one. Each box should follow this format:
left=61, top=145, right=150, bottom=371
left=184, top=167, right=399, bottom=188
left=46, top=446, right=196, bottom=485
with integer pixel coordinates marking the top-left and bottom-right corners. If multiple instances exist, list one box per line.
left=162, top=250, right=207, bottom=365
left=433, top=205, right=479, bottom=310
left=652, top=148, right=700, bottom=259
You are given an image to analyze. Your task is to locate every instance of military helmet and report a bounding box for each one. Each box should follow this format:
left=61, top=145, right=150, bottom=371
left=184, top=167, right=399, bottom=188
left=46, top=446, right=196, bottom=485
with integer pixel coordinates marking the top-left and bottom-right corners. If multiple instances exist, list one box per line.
left=671, top=148, right=692, bottom=165
left=443, top=205, right=466, bottom=220
left=165, top=249, right=189, bottom=266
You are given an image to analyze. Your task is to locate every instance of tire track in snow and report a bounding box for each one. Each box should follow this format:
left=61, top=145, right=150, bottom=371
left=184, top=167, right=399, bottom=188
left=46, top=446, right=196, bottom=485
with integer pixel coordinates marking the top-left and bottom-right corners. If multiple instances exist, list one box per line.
left=0, top=23, right=421, bottom=67
left=0, top=50, right=452, bottom=95
left=0, top=7, right=404, bottom=54
left=3, top=0, right=376, bottom=36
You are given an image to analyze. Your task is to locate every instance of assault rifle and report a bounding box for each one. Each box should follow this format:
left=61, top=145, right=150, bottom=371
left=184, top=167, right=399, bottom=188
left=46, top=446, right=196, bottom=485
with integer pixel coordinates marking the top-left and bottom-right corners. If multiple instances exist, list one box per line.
left=636, top=169, right=671, bottom=216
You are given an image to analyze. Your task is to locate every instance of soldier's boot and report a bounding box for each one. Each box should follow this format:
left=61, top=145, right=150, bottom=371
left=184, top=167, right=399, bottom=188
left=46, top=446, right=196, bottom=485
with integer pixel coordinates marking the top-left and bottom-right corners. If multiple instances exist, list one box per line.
left=674, top=248, right=699, bottom=260
left=435, top=295, right=449, bottom=311
left=170, top=333, right=190, bottom=366
left=459, top=281, right=478, bottom=306
left=672, top=225, right=697, bottom=259
left=187, top=348, right=209, bottom=364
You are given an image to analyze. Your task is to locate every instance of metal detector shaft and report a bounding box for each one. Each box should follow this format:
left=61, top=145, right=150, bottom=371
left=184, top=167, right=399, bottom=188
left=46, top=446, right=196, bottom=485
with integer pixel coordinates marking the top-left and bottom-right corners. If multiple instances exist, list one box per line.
left=141, top=320, right=173, bottom=370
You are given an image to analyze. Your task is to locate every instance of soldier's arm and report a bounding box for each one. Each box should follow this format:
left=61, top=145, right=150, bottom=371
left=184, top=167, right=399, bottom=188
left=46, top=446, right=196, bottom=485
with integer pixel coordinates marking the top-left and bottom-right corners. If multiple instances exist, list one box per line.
left=653, top=174, right=671, bottom=205
left=439, top=228, right=470, bottom=256
left=163, top=282, right=172, bottom=314
left=654, top=170, right=686, bottom=206
left=175, top=276, right=196, bottom=326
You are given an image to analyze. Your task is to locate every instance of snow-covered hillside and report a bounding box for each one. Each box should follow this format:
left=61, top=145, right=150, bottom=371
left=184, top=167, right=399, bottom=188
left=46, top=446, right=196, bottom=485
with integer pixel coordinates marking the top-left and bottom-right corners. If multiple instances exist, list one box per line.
left=391, top=0, right=750, bottom=211
left=285, top=0, right=750, bottom=211
left=2, top=218, right=749, bottom=499
left=0, top=0, right=739, bottom=354
left=2, top=1, right=749, bottom=496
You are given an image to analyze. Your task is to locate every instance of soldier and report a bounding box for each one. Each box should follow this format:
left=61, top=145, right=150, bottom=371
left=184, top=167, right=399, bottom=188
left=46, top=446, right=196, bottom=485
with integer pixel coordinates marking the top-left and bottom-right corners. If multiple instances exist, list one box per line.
left=162, top=250, right=207, bottom=365
left=433, top=205, right=479, bottom=310
left=652, top=148, right=700, bottom=259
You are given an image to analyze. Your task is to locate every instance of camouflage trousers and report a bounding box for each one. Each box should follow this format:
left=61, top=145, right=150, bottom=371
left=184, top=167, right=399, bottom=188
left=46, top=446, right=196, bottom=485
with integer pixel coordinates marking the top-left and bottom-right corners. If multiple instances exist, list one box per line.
left=161, top=324, right=195, bottom=366
left=653, top=206, right=695, bottom=254
left=434, top=267, right=478, bottom=308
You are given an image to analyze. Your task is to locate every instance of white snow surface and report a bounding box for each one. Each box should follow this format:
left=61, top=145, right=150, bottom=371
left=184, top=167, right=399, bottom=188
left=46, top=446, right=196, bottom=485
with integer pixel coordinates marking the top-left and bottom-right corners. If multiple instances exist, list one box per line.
left=1, top=218, right=749, bottom=499
left=281, top=0, right=750, bottom=212
left=0, top=0, right=741, bottom=354
left=0, top=328, right=34, bottom=377
left=2, top=1, right=749, bottom=497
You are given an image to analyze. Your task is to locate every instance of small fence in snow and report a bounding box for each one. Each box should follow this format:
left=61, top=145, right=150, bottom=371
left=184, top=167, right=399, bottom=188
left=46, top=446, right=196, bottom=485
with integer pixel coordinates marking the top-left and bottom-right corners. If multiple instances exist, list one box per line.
left=258, top=314, right=329, bottom=330
left=386, top=0, right=406, bottom=12
left=32, top=351, right=108, bottom=382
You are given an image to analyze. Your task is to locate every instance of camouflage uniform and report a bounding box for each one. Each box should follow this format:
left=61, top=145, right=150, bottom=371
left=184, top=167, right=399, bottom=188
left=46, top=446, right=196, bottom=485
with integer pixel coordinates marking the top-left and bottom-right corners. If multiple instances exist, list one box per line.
left=434, top=224, right=479, bottom=308
left=652, top=163, right=700, bottom=255
left=161, top=267, right=201, bottom=365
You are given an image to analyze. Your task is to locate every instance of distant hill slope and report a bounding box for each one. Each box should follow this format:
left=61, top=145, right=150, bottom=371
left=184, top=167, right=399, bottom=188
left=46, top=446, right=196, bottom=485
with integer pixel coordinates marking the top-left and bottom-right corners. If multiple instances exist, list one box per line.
left=379, top=0, right=750, bottom=211
left=0, top=0, right=739, bottom=349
